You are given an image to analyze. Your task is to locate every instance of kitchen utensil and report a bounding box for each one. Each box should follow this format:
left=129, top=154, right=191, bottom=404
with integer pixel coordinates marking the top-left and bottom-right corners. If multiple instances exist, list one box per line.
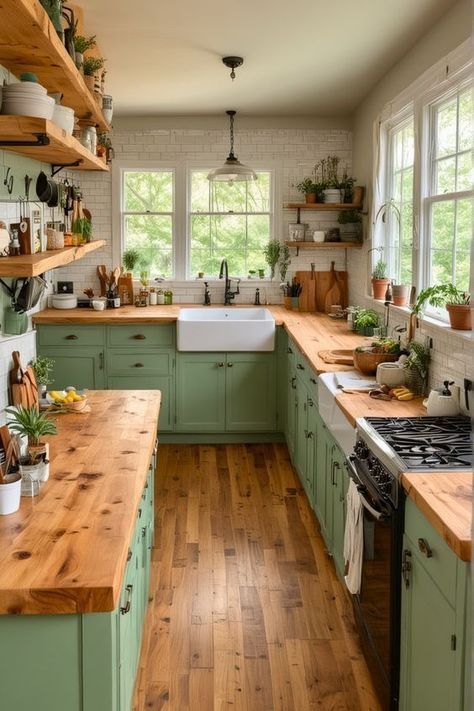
left=11, top=215, right=31, bottom=255
left=14, top=276, right=47, bottom=312
left=376, top=362, right=406, bottom=388
left=324, top=261, right=342, bottom=313
left=97, top=265, right=109, bottom=296
left=36, top=171, right=53, bottom=203
left=9, top=351, right=38, bottom=408
left=425, top=381, right=460, bottom=416
left=51, top=293, right=78, bottom=309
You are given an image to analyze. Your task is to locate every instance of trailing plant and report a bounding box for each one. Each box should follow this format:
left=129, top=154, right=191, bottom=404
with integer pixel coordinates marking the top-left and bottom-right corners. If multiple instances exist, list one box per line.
left=372, top=260, right=388, bottom=279
left=122, top=248, right=140, bottom=272
left=5, top=406, right=57, bottom=463
left=263, top=240, right=281, bottom=279
left=83, top=56, right=105, bottom=76
left=337, top=209, right=362, bottom=224
left=412, top=284, right=471, bottom=316
left=278, top=244, right=291, bottom=282
left=73, top=34, right=96, bottom=53
left=31, top=356, right=54, bottom=386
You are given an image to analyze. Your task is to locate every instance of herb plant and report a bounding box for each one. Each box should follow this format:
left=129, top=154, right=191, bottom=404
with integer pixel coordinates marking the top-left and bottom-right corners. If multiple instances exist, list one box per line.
left=73, top=35, right=96, bottom=53
left=353, top=308, right=379, bottom=330
left=83, top=57, right=105, bottom=76
left=372, top=260, right=388, bottom=279
left=412, top=284, right=471, bottom=316
left=279, top=244, right=291, bottom=282
left=122, top=248, right=140, bottom=272
left=31, top=356, right=54, bottom=386
left=263, top=240, right=281, bottom=279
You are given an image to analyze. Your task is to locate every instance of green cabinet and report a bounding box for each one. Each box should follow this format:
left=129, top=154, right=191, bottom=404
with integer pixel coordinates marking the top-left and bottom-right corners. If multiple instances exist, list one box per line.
left=176, top=352, right=276, bottom=433
left=329, top=443, right=349, bottom=577
left=39, top=347, right=106, bottom=390
left=399, top=498, right=469, bottom=711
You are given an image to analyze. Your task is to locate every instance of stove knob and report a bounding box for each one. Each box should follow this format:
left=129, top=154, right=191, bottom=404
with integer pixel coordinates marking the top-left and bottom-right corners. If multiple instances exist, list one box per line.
left=372, top=464, right=382, bottom=480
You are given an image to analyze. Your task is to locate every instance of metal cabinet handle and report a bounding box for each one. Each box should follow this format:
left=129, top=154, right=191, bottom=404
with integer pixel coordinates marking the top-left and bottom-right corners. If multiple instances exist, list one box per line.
left=287, top=347, right=293, bottom=354
left=308, top=398, right=314, bottom=407
left=296, top=363, right=305, bottom=370
left=133, top=334, right=146, bottom=340
left=120, top=584, right=133, bottom=614
left=65, top=334, right=78, bottom=340
left=134, top=362, right=144, bottom=368
left=331, top=460, right=340, bottom=485
left=310, top=377, right=317, bottom=384
left=227, top=362, right=233, bottom=367
left=402, top=549, right=412, bottom=588
left=141, top=526, right=147, bottom=538
left=417, top=538, right=433, bottom=558
left=305, top=430, right=313, bottom=439
left=291, top=376, right=297, bottom=390
left=138, top=507, right=142, bottom=518
left=99, top=351, right=104, bottom=370
left=217, top=362, right=225, bottom=368
left=127, top=548, right=132, bottom=562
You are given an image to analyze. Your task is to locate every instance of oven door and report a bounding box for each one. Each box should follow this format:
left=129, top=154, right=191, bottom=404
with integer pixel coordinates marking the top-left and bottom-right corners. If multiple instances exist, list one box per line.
left=347, top=454, right=401, bottom=710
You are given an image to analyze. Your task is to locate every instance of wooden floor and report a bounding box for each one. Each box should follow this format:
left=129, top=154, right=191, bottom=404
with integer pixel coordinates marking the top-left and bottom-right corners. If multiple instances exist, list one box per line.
left=133, top=443, right=381, bottom=711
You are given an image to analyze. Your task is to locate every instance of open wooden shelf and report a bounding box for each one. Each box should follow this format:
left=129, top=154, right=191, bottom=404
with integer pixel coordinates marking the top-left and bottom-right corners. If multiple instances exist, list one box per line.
left=285, top=202, right=363, bottom=211
left=285, top=241, right=362, bottom=249
left=0, top=0, right=109, bottom=132
left=0, top=117, right=109, bottom=171
left=0, top=240, right=106, bottom=277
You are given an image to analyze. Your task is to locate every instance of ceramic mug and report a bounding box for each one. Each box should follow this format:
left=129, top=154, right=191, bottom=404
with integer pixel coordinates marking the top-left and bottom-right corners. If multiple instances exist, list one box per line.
left=312, top=230, right=325, bottom=242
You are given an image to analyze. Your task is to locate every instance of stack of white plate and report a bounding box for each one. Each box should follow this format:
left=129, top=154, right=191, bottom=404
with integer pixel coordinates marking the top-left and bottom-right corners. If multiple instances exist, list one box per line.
left=52, top=104, right=75, bottom=134
left=1, top=82, right=55, bottom=119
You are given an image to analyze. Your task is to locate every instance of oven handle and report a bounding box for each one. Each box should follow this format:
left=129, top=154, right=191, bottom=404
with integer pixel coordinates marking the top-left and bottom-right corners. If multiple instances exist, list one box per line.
left=347, top=455, right=390, bottom=522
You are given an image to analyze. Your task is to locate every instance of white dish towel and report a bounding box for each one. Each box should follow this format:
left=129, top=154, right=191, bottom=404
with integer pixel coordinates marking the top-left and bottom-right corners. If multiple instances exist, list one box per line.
left=343, top=478, right=364, bottom=594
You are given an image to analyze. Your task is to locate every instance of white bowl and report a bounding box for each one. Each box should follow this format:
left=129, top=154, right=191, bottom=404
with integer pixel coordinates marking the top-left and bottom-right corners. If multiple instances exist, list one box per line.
left=52, top=104, right=74, bottom=134
left=91, top=299, right=106, bottom=311
left=5, top=81, right=47, bottom=94
left=2, top=96, right=54, bottom=120
left=51, top=294, right=78, bottom=309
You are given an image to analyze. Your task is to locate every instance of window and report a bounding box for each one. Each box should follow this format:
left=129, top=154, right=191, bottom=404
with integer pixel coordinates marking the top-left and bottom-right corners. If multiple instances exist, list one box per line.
left=426, top=85, right=472, bottom=294
left=189, top=170, right=272, bottom=278
left=385, top=119, right=414, bottom=285
left=121, top=169, right=174, bottom=278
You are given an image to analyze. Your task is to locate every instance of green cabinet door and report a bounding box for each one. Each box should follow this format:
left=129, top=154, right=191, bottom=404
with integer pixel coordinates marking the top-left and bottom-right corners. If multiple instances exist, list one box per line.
left=276, top=327, right=288, bottom=433
left=331, top=445, right=348, bottom=578
left=225, top=353, right=276, bottom=431
left=38, top=347, right=105, bottom=390
left=176, top=353, right=226, bottom=431
left=314, top=415, right=330, bottom=543
left=399, top=534, right=458, bottom=711
left=286, top=368, right=297, bottom=459
left=293, top=375, right=308, bottom=482
left=305, top=394, right=318, bottom=505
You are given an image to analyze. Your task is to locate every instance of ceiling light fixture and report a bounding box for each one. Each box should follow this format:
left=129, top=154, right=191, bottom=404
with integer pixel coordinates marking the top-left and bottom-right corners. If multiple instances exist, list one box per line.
left=207, top=110, right=257, bottom=183
left=222, top=56, right=243, bottom=81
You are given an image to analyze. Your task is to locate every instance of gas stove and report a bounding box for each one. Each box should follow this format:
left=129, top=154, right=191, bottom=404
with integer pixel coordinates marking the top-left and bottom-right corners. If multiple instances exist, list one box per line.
left=356, top=415, right=472, bottom=477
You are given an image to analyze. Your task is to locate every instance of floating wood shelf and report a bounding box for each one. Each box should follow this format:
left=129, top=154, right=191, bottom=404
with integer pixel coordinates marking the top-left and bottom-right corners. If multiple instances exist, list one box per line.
left=0, top=240, right=106, bottom=277
left=285, top=240, right=362, bottom=254
left=285, top=203, right=363, bottom=211
left=0, top=117, right=109, bottom=171
left=0, top=0, right=109, bottom=132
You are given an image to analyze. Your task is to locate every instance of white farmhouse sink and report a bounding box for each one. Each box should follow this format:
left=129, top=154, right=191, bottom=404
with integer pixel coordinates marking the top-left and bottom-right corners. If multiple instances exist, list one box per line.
left=177, top=307, right=275, bottom=351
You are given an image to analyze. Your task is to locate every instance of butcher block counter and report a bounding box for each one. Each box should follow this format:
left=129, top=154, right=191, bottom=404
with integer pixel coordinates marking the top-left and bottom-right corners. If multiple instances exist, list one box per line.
left=0, top=390, right=161, bottom=615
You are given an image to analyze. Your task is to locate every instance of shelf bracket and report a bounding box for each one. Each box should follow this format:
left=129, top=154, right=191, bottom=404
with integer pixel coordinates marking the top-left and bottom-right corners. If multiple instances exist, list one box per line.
left=51, top=160, right=82, bottom=177
left=0, top=133, right=50, bottom=148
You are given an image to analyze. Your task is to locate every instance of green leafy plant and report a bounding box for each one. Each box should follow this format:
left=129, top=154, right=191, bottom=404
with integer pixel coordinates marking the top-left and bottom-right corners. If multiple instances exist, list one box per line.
left=337, top=209, right=362, bottom=224
left=403, top=341, right=430, bottom=395
left=31, top=356, right=54, bottom=386
left=353, top=308, right=379, bottom=330
left=263, top=240, right=281, bottom=279
left=6, top=405, right=57, bottom=463
left=83, top=56, right=105, bottom=76
left=278, top=244, right=291, bottom=282
left=139, top=271, right=149, bottom=288
left=412, top=284, right=471, bottom=316
left=372, top=260, right=388, bottom=279
left=72, top=217, right=92, bottom=242
left=369, top=337, right=401, bottom=354
left=73, top=34, right=96, bottom=53
left=122, top=248, right=140, bottom=272
left=295, top=177, right=318, bottom=195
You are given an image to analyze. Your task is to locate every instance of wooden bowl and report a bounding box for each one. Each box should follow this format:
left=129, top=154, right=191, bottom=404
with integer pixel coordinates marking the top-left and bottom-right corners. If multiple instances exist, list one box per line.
left=62, top=397, right=87, bottom=412
left=353, top=349, right=398, bottom=375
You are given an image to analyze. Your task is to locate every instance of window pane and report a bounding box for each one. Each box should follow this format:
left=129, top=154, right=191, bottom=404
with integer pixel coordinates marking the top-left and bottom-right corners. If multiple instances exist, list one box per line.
left=124, top=214, right=173, bottom=278
left=435, top=157, right=456, bottom=193
left=211, top=181, right=247, bottom=213
left=456, top=198, right=472, bottom=251
left=393, top=131, right=403, bottom=171
left=431, top=249, right=453, bottom=284
left=432, top=201, right=455, bottom=250
left=247, top=215, right=270, bottom=249
left=456, top=151, right=473, bottom=191
left=458, top=88, right=473, bottom=151
left=400, top=248, right=412, bottom=286
left=212, top=215, right=247, bottom=252
left=435, top=97, right=457, bottom=158
left=124, top=171, right=173, bottom=212
left=191, top=172, right=210, bottom=212
left=247, top=173, right=271, bottom=212
left=455, top=251, right=470, bottom=292
left=402, top=124, right=414, bottom=167
left=190, top=215, right=211, bottom=251
left=401, top=167, right=413, bottom=201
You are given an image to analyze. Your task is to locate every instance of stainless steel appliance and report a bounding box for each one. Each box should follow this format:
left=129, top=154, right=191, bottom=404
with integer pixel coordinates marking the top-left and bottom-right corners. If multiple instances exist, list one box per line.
left=347, top=415, right=472, bottom=710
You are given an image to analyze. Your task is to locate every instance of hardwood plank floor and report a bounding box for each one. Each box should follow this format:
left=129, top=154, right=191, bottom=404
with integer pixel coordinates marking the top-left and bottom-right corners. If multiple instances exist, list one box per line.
left=133, top=443, right=381, bottom=711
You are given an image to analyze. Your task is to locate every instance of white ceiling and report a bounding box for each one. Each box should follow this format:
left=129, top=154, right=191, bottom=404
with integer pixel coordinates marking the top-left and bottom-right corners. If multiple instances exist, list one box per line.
left=79, top=0, right=456, bottom=117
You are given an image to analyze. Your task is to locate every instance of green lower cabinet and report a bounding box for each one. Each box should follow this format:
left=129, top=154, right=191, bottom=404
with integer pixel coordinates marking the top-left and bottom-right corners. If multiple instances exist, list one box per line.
left=39, top=347, right=106, bottom=390
left=400, top=499, right=468, bottom=711
left=304, top=396, right=318, bottom=504
left=313, top=414, right=330, bottom=540
left=293, top=375, right=308, bottom=482
left=330, top=443, right=349, bottom=578
left=276, top=327, right=288, bottom=433
left=225, top=353, right=276, bottom=431
left=286, top=365, right=297, bottom=459
left=176, top=353, right=226, bottom=431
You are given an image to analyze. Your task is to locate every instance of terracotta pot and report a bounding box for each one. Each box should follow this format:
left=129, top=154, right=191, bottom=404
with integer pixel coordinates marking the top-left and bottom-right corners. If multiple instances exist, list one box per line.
left=446, top=304, right=472, bottom=331
left=392, top=284, right=410, bottom=306
left=372, top=278, right=390, bottom=300
left=305, top=193, right=317, bottom=204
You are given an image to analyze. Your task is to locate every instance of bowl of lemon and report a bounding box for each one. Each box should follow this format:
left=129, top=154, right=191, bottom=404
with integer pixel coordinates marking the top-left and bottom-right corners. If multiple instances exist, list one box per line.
left=47, top=387, right=88, bottom=412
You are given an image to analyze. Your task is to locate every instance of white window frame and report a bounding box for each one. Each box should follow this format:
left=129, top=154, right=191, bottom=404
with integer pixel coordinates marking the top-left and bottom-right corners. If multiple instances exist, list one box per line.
left=373, top=40, right=473, bottom=326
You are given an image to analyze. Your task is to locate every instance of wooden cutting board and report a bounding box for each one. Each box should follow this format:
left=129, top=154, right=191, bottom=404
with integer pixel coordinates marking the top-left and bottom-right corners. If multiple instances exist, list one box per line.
left=318, top=349, right=354, bottom=365
left=295, top=265, right=316, bottom=311
left=324, top=262, right=341, bottom=313
left=9, top=351, right=38, bottom=408
left=314, top=266, right=348, bottom=312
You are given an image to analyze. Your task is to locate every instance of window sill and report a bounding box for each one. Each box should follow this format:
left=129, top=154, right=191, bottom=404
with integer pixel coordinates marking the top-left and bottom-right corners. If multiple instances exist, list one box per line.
left=365, top=297, right=473, bottom=342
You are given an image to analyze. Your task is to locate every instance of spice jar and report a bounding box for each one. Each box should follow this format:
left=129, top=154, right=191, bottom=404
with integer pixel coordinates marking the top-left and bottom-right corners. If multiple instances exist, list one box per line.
left=157, top=289, right=165, bottom=304
left=149, top=288, right=157, bottom=305
left=164, top=289, right=173, bottom=305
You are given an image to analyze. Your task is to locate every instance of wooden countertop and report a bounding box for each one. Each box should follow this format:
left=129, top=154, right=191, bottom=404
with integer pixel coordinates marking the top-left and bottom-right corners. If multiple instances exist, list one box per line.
left=32, top=305, right=472, bottom=562
left=400, top=472, right=472, bottom=562
left=0, top=390, right=161, bottom=615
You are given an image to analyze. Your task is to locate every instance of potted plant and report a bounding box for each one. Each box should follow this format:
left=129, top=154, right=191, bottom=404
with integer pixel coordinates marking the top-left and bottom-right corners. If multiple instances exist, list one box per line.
left=353, top=308, right=380, bottom=336
left=295, top=177, right=319, bottom=204
left=353, top=337, right=401, bottom=375
left=122, top=248, right=140, bottom=275
left=83, top=56, right=105, bottom=93
left=412, top=284, right=472, bottom=331
left=403, top=341, right=430, bottom=395
left=73, top=34, right=96, bottom=72
left=392, top=284, right=411, bottom=306
left=5, top=405, right=57, bottom=494
left=337, top=209, right=362, bottom=243
left=263, top=240, right=281, bottom=280
left=31, top=356, right=54, bottom=400
left=372, top=260, right=390, bottom=299
left=0, top=427, right=21, bottom=515
left=321, top=155, right=343, bottom=203
left=339, top=173, right=357, bottom=203
left=279, top=244, right=291, bottom=282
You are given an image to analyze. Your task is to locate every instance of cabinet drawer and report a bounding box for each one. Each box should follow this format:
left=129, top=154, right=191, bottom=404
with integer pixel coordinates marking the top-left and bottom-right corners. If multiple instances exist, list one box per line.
left=37, top=325, right=105, bottom=347
left=404, top=498, right=457, bottom=606
left=106, top=351, right=172, bottom=376
left=108, top=324, right=173, bottom=348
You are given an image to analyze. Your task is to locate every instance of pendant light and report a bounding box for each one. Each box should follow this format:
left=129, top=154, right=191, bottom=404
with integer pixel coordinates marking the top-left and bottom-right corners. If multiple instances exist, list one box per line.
left=207, top=110, right=257, bottom=183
